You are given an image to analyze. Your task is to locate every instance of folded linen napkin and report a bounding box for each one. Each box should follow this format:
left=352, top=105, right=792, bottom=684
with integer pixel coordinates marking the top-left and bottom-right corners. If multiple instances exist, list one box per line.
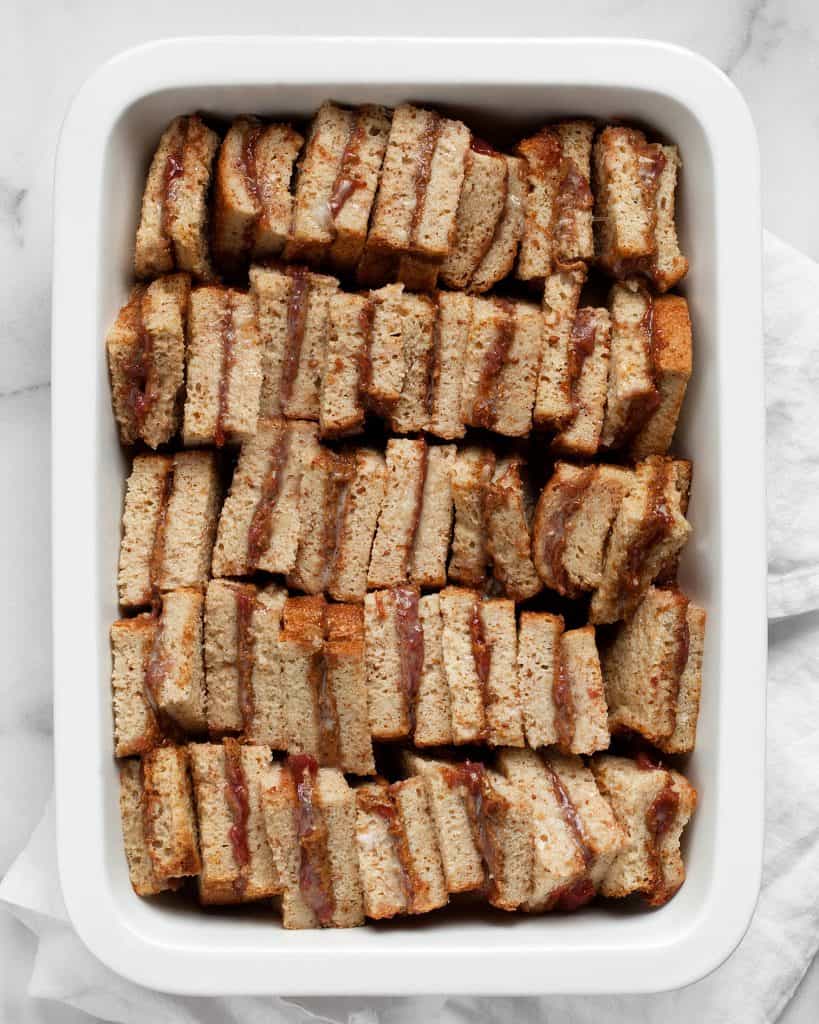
left=2, top=232, right=818, bottom=1024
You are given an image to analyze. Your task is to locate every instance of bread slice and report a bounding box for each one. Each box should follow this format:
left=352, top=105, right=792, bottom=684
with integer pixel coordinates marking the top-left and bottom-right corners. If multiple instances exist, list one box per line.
left=262, top=757, right=364, bottom=928
left=211, top=418, right=318, bottom=577
left=355, top=778, right=448, bottom=919
left=189, top=740, right=279, bottom=904
left=327, top=448, right=387, bottom=602
left=439, top=145, right=509, bottom=290
left=134, top=115, right=219, bottom=282
left=516, top=611, right=563, bottom=751
left=182, top=286, right=262, bottom=446
left=362, top=283, right=406, bottom=415
left=448, top=446, right=495, bottom=587
left=428, top=291, right=471, bottom=439
left=142, top=745, right=201, bottom=880
left=211, top=117, right=303, bottom=272
left=389, top=292, right=437, bottom=434
left=368, top=438, right=427, bottom=589
left=249, top=264, right=339, bottom=421
left=147, top=587, right=207, bottom=734
left=469, top=155, right=526, bottom=293
left=600, top=281, right=658, bottom=450
left=320, top=292, right=371, bottom=438
left=592, top=755, right=697, bottom=906
left=551, top=307, right=612, bottom=457
left=410, top=444, right=456, bottom=588
left=534, top=265, right=586, bottom=429
left=602, top=585, right=704, bottom=753
left=561, top=625, right=610, bottom=754
left=630, top=294, right=693, bottom=458
left=324, top=604, right=375, bottom=775
left=106, top=273, right=189, bottom=448
left=413, top=593, right=452, bottom=747
left=461, top=297, right=542, bottom=437
left=118, top=451, right=220, bottom=609
left=593, top=127, right=688, bottom=291
left=485, top=456, right=541, bottom=600
left=590, top=456, right=692, bottom=624
left=363, top=587, right=420, bottom=741
left=111, top=615, right=162, bottom=757
left=204, top=579, right=287, bottom=743
left=516, top=121, right=594, bottom=281
left=532, top=463, right=632, bottom=596
left=119, top=759, right=181, bottom=896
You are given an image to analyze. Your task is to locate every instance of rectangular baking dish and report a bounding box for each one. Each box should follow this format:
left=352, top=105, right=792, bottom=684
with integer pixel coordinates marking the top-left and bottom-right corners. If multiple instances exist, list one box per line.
left=51, top=36, right=766, bottom=996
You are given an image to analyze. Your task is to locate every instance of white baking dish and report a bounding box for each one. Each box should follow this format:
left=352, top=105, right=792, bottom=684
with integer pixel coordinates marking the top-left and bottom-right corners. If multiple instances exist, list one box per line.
left=51, top=36, right=766, bottom=996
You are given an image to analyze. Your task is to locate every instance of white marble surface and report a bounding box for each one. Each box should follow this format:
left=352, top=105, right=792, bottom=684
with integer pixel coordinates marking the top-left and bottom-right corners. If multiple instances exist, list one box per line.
left=1, top=1, right=818, bottom=1020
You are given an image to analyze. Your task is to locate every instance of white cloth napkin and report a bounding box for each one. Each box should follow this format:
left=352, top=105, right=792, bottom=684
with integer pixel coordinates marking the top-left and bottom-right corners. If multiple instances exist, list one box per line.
left=3, top=231, right=819, bottom=1024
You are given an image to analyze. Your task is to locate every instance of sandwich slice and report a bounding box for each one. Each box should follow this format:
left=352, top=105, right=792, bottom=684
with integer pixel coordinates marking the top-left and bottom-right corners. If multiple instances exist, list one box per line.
left=211, top=417, right=318, bottom=578
left=517, top=614, right=609, bottom=755
left=354, top=777, right=448, bottom=919
left=460, top=297, right=543, bottom=437
left=427, top=291, right=471, bottom=440
left=106, top=273, right=190, bottom=448
left=516, top=121, right=595, bottom=281
left=118, top=451, right=220, bottom=609
left=412, top=592, right=452, bottom=747
left=284, top=103, right=391, bottom=269
left=204, top=579, right=288, bottom=745
left=363, top=587, right=422, bottom=742
left=134, top=114, right=219, bottom=282
left=327, top=448, right=387, bottom=603
left=551, top=307, right=612, bottom=457
left=189, top=739, right=280, bottom=904
left=319, top=292, right=372, bottom=438
left=590, top=456, right=692, bottom=624
left=182, top=286, right=262, bottom=446
left=602, top=585, right=705, bottom=754
left=532, top=462, right=633, bottom=596
left=448, top=446, right=496, bottom=588
left=111, top=614, right=162, bottom=758
left=139, top=746, right=202, bottom=881
left=593, top=127, right=688, bottom=292
left=484, top=455, right=542, bottom=601
left=249, top=264, right=339, bottom=421
left=211, top=116, right=303, bottom=272
left=534, top=265, right=587, bottom=430
left=262, top=755, right=364, bottom=928
left=592, top=755, right=697, bottom=906
left=409, top=444, right=456, bottom=589
left=467, top=154, right=526, bottom=294
left=119, top=758, right=181, bottom=896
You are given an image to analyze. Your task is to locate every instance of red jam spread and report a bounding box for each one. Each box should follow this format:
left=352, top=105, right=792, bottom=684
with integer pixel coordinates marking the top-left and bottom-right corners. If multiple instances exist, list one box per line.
left=552, top=157, right=593, bottom=257
left=223, top=739, right=251, bottom=895
left=123, top=291, right=157, bottom=430
left=328, top=115, right=367, bottom=221
left=235, top=587, right=257, bottom=733
left=634, top=138, right=667, bottom=194
left=409, top=113, right=442, bottom=241
left=472, top=300, right=514, bottom=428
left=538, top=466, right=595, bottom=595
left=288, top=754, right=335, bottom=925
left=214, top=293, right=237, bottom=448
left=469, top=601, right=492, bottom=703
left=447, top=762, right=504, bottom=900
left=160, top=122, right=186, bottom=243
left=147, top=461, right=175, bottom=605
left=280, top=266, right=310, bottom=406
left=635, top=750, right=663, bottom=771
left=393, top=587, right=424, bottom=731
left=470, top=136, right=497, bottom=157
left=646, top=777, right=679, bottom=842
left=246, top=429, right=290, bottom=570
left=546, top=762, right=594, bottom=870
left=239, top=121, right=263, bottom=206
left=552, top=877, right=595, bottom=912
left=552, top=652, right=576, bottom=753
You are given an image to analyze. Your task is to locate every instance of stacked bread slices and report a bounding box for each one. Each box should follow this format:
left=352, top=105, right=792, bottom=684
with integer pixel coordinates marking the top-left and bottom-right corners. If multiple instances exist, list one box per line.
left=109, top=101, right=703, bottom=930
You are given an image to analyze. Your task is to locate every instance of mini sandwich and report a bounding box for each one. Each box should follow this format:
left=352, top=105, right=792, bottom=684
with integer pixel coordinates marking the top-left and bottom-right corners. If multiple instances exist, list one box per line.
left=319, top=292, right=372, bottom=438
left=589, top=455, right=692, bottom=624
left=402, top=752, right=534, bottom=912
left=363, top=586, right=423, bottom=742
left=439, top=143, right=510, bottom=291
left=602, top=585, right=705, bottom=754
left=284, top=102, right=391, bottom=270
left=367, top=439, right=456, bottom=591
left=182, top=286, right=262, bottom=446
left=119, top=749, right=201, bottom=896
left=517, top=614, right=610, bottom=755
left=118, top=451, right=220, bottom=610
left=592, top=754, right=697, bottom=906
left=498, top=748, right=626, bottom=912
left=204, top=579, right=287, bottom=746
left=467, top=155, right=527, bottom=294
left=327, top=448, right=388, bottom=603
left=106, top=273, right=190, bottom=448
left=261, top=755, right=364, bottom=928
left=278, top=596, right=375, bottom=775
left=189, top=739, right=279, bottom=904
left=534, top=265, right=587, bottom=430
left=532, top=462, right=634, bottom=596
left=516, top=121, right=595, bottom=281
left=427, top=291, right=471, bottom=440
left=551, top=307, right=612, bottom=457
left=211, top=417, right=318, bottom=578
left=448, top=446, right=496, bottom=588
left=359, top=104, right=470, bottom=290
left=593, top=126, right=688, bottom=292
left=211, top=116, right=303, bottom=272
left=460, top=296, right=542, bottom=437
left=484, top=455, right=542, bottom=601
left=250, top=264, right=339, bottom=421
left=134, top=115, right=220, bottom=281
left=354, top=777, right=448, bottom=919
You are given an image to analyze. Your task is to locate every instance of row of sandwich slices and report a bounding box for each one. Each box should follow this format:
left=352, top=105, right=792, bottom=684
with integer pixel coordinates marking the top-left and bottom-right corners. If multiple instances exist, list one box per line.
left=111, top=576, right=704, bottom=774
left=120, top=743, right=697, bottom=925
left=107, top=265, right=692, bottom=458
left=117, top=429, right=693, bottom=614
left=133, top=104, right=687, bottom=297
